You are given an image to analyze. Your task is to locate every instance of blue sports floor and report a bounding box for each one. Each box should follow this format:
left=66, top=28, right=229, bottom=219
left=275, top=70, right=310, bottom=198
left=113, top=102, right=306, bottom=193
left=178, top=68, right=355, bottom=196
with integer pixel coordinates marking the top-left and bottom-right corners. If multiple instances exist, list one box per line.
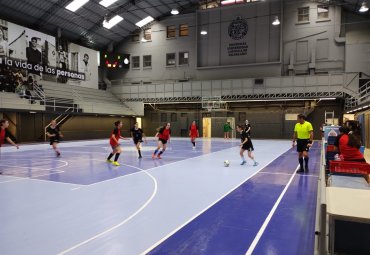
left=0, top=138, right=320, bottom=255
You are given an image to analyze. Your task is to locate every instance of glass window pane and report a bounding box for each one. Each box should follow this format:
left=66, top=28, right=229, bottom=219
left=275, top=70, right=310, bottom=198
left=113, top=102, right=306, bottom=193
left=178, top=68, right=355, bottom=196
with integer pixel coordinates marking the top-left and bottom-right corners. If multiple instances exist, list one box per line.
left=167, top=25, right=176, bottom=38
left=179, top=24, right=188, bottom=37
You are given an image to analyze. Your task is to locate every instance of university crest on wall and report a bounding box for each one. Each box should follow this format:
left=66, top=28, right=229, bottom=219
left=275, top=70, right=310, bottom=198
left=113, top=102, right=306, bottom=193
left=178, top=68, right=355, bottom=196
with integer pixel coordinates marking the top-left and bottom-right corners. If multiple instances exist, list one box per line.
left=228, top=16, right=248, bottom=40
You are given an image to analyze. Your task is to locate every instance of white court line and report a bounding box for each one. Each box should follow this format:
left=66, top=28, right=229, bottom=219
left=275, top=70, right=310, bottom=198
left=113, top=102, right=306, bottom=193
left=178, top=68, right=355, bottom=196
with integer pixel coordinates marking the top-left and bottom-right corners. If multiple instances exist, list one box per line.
left=0, top=170, right=65, bottom=184
left=57, top=164, right=158, bottom=255
left=0, top=160, right=69, bottom=184
left=84, top=146, right=239, bottom=187
left=258, top=172, right=319, bottom=177
left=245, top=165, right=299, bottom=255
left=140, top=147, right=292, bottom=255
left=0, top=160, right=68, bottom=171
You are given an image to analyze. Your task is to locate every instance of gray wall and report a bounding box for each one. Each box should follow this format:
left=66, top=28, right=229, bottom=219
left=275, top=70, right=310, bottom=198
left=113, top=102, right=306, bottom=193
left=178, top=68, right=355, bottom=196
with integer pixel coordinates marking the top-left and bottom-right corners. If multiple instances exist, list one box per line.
left=196, top=1, right=281, bottom=67
left=344, top=13, right=370, bottom=76
left=115, top=13, right=197, bottom=82
left=113, top=0, right=370, bottom=83
left=283, top=0, right=345, bottom=74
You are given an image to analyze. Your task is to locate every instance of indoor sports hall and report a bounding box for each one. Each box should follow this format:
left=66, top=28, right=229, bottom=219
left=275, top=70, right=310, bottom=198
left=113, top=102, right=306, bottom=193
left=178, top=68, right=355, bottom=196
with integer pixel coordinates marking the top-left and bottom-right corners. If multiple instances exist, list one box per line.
left=0, top=1, right=369, bottom=255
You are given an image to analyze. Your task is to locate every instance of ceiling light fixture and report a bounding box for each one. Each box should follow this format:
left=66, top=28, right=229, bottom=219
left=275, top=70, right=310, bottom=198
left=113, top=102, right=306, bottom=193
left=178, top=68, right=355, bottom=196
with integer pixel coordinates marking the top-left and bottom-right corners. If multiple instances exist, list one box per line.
left=200, top=30, right=208, bottom=35
left=272, top=16, right=280, bottom=25
left=103, top=15, right=124, bottom=29
left=171, top=9, right=179, bottom=15
left=359, top=1, right=369, bottom=12
left=136, top=16, right=154, bottom=27
left=99, top=0, right=118, bottom=7
left=221, top=0, right=244, bottom=5
left=65, top=0, right=89, bottom=12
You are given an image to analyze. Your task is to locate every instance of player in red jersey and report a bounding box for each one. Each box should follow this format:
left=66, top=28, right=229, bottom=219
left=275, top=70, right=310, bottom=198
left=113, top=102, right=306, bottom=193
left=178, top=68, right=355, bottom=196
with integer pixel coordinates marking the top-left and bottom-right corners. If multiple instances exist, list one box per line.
left=152, top=123, right=171, bottom=159
left=0, top=119, right=19, bottom=174
left=106, top=121, right=125, bottom=166
left=189, top=120, right=199, bottom=149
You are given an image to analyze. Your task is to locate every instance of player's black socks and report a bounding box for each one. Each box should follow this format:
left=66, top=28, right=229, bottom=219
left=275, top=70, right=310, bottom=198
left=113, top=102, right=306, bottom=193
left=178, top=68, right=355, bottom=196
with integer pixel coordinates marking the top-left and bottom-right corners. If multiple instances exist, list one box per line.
left=107, top=153, right=114, bottom=160
left=192, top=142, right=195, bottom=146
left=298, top=158, right=304, bottom=170
left=138, top=150, right=142, bottom=157
left=304, top=157, right=309, bottom=170
left=114, top=153, right=120, bottom=161
left=158, top=149, right=165, bottom=155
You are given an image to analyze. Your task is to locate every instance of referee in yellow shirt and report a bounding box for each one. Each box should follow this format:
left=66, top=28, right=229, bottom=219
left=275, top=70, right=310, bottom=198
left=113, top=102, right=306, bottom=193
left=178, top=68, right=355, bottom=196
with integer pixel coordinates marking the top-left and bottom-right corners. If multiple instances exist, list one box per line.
left=293, top=114, right=313, bottom=173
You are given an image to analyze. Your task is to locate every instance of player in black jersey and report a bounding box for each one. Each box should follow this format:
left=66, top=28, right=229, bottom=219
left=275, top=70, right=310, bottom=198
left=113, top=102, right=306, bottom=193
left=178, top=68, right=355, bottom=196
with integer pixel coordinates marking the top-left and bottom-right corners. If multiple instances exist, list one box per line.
left=236, top=124, right=258, bottom=166
left=46, top=120, right=63, bottom=157
left=131, top=122, right=147, bottom=158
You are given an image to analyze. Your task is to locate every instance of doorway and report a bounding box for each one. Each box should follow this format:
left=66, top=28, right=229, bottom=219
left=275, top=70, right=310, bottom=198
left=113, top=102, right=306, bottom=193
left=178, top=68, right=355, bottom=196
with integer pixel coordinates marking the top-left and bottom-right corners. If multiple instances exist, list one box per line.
left=202, top=117, right=211, bottom=138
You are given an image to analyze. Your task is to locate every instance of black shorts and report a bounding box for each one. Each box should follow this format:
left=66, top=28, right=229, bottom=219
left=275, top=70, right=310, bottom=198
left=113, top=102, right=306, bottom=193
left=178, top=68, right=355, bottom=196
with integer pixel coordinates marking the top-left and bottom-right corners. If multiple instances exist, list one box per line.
left=133, top=139, right=143, bottom=145
left=50, top=139, right=59, bottom=145
left=242, top=141, right=254, bottom=151
left=297, top=139, right=310, bottom=152
left=158, top=138, right=168, bottom=145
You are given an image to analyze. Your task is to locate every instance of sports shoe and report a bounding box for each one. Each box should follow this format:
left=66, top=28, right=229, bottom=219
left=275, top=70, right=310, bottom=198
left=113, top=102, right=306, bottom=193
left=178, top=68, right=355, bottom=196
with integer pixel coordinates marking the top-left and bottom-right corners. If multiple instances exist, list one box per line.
left=106, top=159, right=113, bottom=163
left=112, top=161, right=120, bottom=166
left=138, top=155, right=142, bottom=159
left=253, top=162, right=259, bottom=166
left=152, top=153, right=156, bottom=159
left=56, top=152, right=61, bottom=157
left=240, top=160, right=246, bottom=165
left=192, top=146, right=195, bottom=150
left=0, top=171, right=2, bottom=175
left=296, top=168, right=304, bottom=173
left=157, top=154, right=162, bottom=159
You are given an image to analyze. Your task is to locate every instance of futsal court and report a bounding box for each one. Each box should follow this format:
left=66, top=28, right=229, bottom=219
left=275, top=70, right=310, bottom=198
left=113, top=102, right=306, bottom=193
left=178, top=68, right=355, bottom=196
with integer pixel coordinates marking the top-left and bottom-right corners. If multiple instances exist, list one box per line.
left=0, top=138, right=320, bottom=255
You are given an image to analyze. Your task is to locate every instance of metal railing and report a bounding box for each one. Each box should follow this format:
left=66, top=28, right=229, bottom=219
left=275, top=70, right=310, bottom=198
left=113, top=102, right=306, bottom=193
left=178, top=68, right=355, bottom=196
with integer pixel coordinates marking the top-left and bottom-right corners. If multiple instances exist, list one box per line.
left=44, top=97, right=79, bottom=112
left=111, top=73, right=359, bottom=103
left=44, top=108, right=72, bottom=141
left=359, top=80, right=370, bottom=104
left=33, top=83, right=46, bottom=101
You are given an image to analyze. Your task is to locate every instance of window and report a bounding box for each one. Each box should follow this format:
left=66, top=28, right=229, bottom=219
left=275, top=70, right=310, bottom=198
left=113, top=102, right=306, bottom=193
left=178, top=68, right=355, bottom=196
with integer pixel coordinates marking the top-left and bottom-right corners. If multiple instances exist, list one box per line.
left=161, top=113, right=167, bottom=122
left=298, top=7, right=309, bottom=22
left=167, top=25, right=176, bottom=38
left=179, top=24, right=189, bottom=37
left=143, top=55, right=152, bottom=68
left=144, top=28, right=151, bottom=41
left=317, top=5, right=329, bottom=19
left=179, top=52, right=189, bottom=65
left=166, top=53, right=176, bottom=66
left=171, top=113, right=177, bottom=122
left=132, top=56, right=140, bottom=69
left=132, top=32, right=140, bottom=42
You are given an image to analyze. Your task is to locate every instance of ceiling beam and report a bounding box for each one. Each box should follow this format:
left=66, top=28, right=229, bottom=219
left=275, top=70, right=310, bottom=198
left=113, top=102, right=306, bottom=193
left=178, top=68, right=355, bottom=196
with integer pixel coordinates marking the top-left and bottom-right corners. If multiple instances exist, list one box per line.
left=2, top=1, right=120, bottom=48
left=33, top=0, right=71, bottom=30
left=0, top=4, right=108, bottom=49
left=79, top=0, right=149, bottom=44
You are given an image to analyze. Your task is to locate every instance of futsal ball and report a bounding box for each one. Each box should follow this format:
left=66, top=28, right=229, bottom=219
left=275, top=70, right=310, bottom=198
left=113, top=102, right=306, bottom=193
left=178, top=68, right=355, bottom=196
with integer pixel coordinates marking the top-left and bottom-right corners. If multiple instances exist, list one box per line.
left=224, top=160, right=230, bottom=167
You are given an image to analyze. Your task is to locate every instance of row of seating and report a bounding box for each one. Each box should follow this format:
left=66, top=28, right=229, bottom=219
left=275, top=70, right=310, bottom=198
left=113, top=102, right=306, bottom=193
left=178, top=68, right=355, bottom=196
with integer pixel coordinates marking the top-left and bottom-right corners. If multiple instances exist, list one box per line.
left=0, top=91, right=44, bottom=111
left=40, top=80, right=136, bottom=115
